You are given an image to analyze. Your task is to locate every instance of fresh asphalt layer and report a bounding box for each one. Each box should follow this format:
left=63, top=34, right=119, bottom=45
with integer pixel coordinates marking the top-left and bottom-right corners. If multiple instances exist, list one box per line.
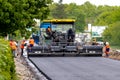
left=29, top=57, right=120, bottom=80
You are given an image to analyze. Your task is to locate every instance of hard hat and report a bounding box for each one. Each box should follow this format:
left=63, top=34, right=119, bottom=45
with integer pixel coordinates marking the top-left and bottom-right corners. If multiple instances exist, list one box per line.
left=106, top=42, right=109, bottom=45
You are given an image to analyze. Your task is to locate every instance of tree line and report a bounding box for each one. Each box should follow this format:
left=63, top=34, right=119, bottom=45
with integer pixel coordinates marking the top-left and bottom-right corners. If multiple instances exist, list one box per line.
left=0, top=0, right=120, bottom=45
left=48, top=1, right=120, bottom=45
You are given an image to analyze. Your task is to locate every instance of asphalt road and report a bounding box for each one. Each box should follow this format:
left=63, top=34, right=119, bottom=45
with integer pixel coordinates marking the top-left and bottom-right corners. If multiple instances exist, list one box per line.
left=29, top=57, right=120, bottom=80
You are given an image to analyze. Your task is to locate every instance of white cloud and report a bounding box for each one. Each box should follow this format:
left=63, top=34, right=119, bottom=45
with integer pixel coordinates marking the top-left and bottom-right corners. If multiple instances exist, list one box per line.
left=53, top=0, right=120, bottom=6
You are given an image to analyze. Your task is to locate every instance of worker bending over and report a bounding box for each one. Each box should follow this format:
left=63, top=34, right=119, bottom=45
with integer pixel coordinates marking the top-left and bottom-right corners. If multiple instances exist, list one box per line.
left=103, top=42, right=110, bottom=57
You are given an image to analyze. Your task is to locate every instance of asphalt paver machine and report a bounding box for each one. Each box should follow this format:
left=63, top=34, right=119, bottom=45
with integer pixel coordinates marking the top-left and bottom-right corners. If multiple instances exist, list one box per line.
left=28, top=19, right=103, bottom=56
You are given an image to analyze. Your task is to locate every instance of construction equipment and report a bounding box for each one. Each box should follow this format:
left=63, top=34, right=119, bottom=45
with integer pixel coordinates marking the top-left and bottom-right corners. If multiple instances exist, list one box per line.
left=28, top=19, right=103, bottom=56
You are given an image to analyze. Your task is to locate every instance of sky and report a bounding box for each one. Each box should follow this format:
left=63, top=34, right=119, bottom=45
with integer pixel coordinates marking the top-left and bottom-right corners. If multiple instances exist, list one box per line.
left=53, top=0, right=120, bottom=6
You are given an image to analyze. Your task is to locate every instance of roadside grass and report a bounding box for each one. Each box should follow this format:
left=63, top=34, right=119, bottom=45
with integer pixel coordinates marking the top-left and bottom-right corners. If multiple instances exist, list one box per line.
left=111, top=45, right=120, bottom=50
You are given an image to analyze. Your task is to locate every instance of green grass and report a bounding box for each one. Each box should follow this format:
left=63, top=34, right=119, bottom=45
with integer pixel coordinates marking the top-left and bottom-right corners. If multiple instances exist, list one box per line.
left=111, top=45, right=120, bottom=50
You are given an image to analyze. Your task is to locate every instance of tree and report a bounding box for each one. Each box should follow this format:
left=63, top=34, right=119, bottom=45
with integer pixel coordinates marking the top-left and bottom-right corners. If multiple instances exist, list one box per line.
left=65, top=3, right=79, bottom=19
left=95, top=6, right=118, bottom=25
left=95, top=11, right=112, bottom=25
left=59, top=0, right=63, bottom=4
left=103, top=21, right=120, bottom=45
left=75, top=13, right=85, bottom=32
left=50, top=0, right=67, bottom=18
left=80, top=1, right=97, bottom=24
left=0, top=0, right=52, bottom=36
left=100, top=8, right=120, bottom=45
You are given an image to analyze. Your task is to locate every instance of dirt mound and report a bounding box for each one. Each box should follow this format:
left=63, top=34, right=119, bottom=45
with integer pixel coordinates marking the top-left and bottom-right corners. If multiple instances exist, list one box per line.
left=109, top=50, right=120, bottom=60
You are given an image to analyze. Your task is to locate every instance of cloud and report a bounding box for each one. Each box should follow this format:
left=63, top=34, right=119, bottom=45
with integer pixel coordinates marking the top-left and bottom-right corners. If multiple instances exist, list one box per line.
left=53, top=0, right=120, bottom=6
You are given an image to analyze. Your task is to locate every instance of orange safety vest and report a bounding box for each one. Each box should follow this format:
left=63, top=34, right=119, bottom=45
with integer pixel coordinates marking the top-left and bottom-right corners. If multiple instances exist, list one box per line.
left=47, top=28, right=52, bottom=33
left=10, top=41, right=17, bottom=50
left=9, top=41, right=12, bottom=47
left=29, top=39, right=34, bottom=45
left=20, top=41, right=25, bottom=49
left=105, top=45, right=110, bottom=54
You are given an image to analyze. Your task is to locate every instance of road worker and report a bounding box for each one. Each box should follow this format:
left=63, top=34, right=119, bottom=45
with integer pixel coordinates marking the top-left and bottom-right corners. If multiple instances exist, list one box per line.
left=9, top=39, right=17, bottom=57
left=105, top=42, right=110, bottom=57
left=103, top=42, right=110, bottom=57
left=92, top=38, right=96, bottom=45
left=28, top=37, right=34, bottom=52
left=20, top=40, right=25, bottom=57
left=47, top=26, right=52, bottom=33
left=46, top=26, right=52, bottom=39
left=29, top=37, right=34, bottom=47
left=67, top=28, right=75, bottom=42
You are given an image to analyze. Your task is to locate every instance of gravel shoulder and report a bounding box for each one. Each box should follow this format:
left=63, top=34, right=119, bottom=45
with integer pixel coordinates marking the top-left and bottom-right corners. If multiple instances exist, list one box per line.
left=109, top=50, right=120, bottom=60
left=14, top=56, right=37, bottom=80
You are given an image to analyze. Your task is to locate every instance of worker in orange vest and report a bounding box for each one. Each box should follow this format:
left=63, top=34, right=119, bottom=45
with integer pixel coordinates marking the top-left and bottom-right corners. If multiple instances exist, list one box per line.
left=9, top=39, right=17, bottom=57
left=105, top=42, right=110, bottom=57
left=46, top=26, right=52, bottom=36
left=20, top=40, right=25, bottom=57
left=47, top=26, right=52, bottom=32
left=29, top=37, right=34, bottom=47
left=103, top=42, right=110, bottom=57
left=28, top=37, right=34, bottom=52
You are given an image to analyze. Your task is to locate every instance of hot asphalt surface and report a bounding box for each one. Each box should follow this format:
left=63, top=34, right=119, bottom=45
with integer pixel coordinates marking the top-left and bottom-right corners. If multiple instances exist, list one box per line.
left=29, top=57, right=120, bottom=80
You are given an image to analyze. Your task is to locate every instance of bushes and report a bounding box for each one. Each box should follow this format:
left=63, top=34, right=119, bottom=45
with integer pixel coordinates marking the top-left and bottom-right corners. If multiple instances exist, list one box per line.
left=0, top=38, right=16, bottom=80
left=103, top=21, right=120, bottom=46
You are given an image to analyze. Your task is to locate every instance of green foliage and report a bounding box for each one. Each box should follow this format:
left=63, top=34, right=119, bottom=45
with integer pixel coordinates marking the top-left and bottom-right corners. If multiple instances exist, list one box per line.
left=50, top=1, right=120, bottom=46
left=0, top=38, right=16, bottom=80
left=65, top=3, right=79, bottom=19
left=49, top=3, right=86, bottom=32
left=110, top=8, right=120, bottom=22
left=103, top=21, right=120, bottom=46
left=75, top=13, right=85, bottom=32
left=95, top=6, right=119, bottom=25
left=50, top=3, right=67, bottom=18
left=81, top=1, right=97, bottom=24
left=96, top=7, right=120, bottom=46
left=111, top=45, right=120, bottom=50
left=95, top=12, right=111, bottom=25
left=0, top=0, right=52, bottom=36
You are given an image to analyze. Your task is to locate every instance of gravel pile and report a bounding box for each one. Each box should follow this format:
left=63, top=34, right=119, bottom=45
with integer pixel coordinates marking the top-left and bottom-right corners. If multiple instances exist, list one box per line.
left=109, top=50, right=120, bottom=60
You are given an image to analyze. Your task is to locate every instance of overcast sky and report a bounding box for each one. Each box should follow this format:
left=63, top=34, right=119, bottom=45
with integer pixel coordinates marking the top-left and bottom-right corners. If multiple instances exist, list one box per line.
left=53, top=0, right=120, bottom=6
